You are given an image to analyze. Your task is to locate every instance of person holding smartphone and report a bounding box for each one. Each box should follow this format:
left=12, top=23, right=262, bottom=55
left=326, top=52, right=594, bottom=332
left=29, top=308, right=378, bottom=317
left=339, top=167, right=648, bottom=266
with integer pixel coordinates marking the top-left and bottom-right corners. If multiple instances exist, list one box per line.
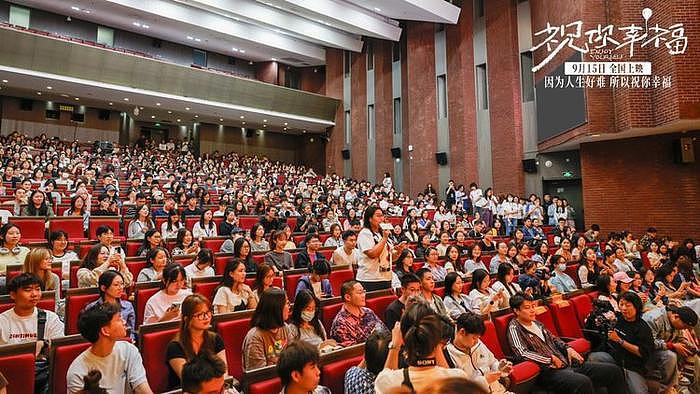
left=357, top=206, right=407, bottom=292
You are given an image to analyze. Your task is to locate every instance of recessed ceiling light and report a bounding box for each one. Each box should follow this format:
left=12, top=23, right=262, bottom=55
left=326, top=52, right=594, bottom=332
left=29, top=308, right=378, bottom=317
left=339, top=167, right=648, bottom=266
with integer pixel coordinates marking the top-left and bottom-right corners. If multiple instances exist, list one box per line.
left=232, top=48, right=239, bottom=52
left=263, top=119, right=267, bottom=123
left=284, top=122, right=288, bottom=126
left=123, top=98, right=129, bottom=101
left=239, top=50, right=245, bottom=53
left=176, top=118, right=181, bottom=122
left=242, top=121, right=246, bottom=125
left=71, top=6, right=80, bottom=11
left=271, top=58, right=277, bottom=61
left=150, top=115, right=156, bottom=119
left=60, top=94, right=69, bottom=97
left=36, top=92, right=42, bottom=95
left=185, top=107, right=190, bottom=110
left=156, top=102, right=161, bottom=106
left=132, top=22, right=141, bottom=27
left=142, top=25, right=149, bottom=29
left=248, top=61, right=253, bottom=65
left=74, top=97, right=79, bottom=101
left=187, top=36, right=193, bottom=40
left=263, top=124, right=267, bottom=127
left=233, top=17, right=240, bottom=21
left=139, top=106, right=144, bottom=110
left=108, top=102, right=113, bottom=105
left=283, top=127, right=287, bottom=130
left=1, top=79, right=7, bottom=83
left=194, top=38, right=201, bottom=42
left=46, top=86, right=52, bottom=89
left=303, top=130, right=307, bottom=133
left=194, top=115, right=199, bottom=118
left=219, top=118, right=223, bottom=122
left=239, top=115, right=245, bottom=119
left=167, top=110, right=172, bottom=114
left=83, top=10, right=90, bottom=13
left=374, top=7, right=381, bottom=12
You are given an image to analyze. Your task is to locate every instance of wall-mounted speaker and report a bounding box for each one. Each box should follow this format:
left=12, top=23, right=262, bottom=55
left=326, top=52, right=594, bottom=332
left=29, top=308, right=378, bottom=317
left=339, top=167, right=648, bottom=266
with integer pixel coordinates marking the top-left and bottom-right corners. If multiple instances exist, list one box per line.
left=20, top=99, right=33, bottom=111
left=522, top=158, right=537, bottom=173
left=390, top=147, right=401, bottom=159
left=673, top=137, right=695, bottom=164
left=341, top=149, right=350, bottom=160
left=45, top=109, right=60, bottom=120
left=71, top=113, right=85, bottom=123
left=98, top=109, right=111, bottom=121
left=435, top=152, right=447, bottom=166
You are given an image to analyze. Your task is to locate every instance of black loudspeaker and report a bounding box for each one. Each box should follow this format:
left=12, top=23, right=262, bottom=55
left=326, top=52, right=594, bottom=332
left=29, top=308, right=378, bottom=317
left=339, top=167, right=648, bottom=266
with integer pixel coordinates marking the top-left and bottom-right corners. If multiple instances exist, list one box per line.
left=20, top=99, right=33, bottom=111
left=71, top=113, right=85, bottom=123
left=522, top=158, right=537, bottom=173
left=435, top=152, right=447, bottom=166
left=98, top=109, right=110, bottom=120
left=245, top=128, right=253, bottom=138
left=45, top=109, right=60, bottom=120
left=673, top=137, right=695, bottom=164
left=390, top=147, right=401, bottom=159
left=341, top=149, right=350, bottom=160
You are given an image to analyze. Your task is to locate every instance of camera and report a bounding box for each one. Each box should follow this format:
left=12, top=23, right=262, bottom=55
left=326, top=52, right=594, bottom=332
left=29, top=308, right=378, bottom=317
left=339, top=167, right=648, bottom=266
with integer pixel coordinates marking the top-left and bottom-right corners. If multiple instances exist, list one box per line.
left=535, top=268, right=550, bottom=280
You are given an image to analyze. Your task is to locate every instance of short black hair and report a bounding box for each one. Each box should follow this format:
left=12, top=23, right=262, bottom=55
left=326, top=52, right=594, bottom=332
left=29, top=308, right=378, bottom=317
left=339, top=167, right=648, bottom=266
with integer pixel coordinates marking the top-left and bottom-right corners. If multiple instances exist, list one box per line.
left=364, top=330, right=391, bottom=375
left=591, top=224, right=600, bottom=231
left=304, top=233, right=319, bottom=244
left=618, top=291, right=644, bottom=320
left=400, top=273, right=420, bottom=288
left=310, top=258, right=331, bottom=275
left=78, top=302, right=122, bottom=343
left=340, top=280, right=360, bottom=301
left=277, top=340, right=320, bottom=387
left=181, top=353, right=227, bottom=393
left=415, top=267, right=431, bottom=280
left=7, top=273, right=41, bottom=293
left=509, top=292, right=534, bottom=311
left=95, top=225, right=114, bottom=238
left=341, top=230, right=356, bottom=241
left=455, top=312, right=485, bottom=335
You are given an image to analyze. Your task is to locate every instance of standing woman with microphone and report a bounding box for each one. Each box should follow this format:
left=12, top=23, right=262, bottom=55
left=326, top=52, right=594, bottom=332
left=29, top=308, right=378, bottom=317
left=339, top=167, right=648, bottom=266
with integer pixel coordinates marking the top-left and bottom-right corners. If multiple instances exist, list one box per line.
left=357, top=206, right=407, bottom=292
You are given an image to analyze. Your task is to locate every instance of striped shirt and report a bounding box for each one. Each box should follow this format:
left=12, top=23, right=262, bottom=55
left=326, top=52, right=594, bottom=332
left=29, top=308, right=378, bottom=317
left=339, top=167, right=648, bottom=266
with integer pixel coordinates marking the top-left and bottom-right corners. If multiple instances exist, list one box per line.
left=506, top=318, right=570, bottom=367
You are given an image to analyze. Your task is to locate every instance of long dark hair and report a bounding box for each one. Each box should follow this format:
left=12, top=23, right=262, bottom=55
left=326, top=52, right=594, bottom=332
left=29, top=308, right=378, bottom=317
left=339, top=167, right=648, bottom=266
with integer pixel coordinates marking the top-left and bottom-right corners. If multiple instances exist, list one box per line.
left=233, top=237, right=254, bottom=269
left=252, top=264, right=274, bottom=292
left=394, top=249, right=414, bottom=275
left=97, top=270, right=124, bottom=300
left=469, top=269, right=489, bottom=293
left=137, top=229, right=160, bottom=255
left=174, top=294, right=217, bottom=360
left=81, top=243, right=106, bottom=270
left=251, top=287, right=287, bottom=330
left=217, top=258, right=245, bottom=292
left=199, top=210, right=214, bottom=230
left=363, top=206, right=382, bottom=230
left=290, top=290, right=325, bottom=339
left=145, top=247, right=169, bottom=268
left=618, top=291, right=643, bottom=321
left=497, top=263, right=516, bottom=294
left=444, top=272, right=461, bottom=299
left=175, top=228, right=192, bottom=249
left=27, top=190, right=49, bottom=216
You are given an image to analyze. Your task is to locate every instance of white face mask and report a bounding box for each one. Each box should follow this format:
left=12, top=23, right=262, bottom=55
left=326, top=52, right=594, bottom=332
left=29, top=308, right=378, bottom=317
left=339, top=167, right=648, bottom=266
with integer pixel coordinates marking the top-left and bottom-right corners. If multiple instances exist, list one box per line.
left=301, top=310, right=315, bottom=322
left=558, top=264, right=567, bottom=272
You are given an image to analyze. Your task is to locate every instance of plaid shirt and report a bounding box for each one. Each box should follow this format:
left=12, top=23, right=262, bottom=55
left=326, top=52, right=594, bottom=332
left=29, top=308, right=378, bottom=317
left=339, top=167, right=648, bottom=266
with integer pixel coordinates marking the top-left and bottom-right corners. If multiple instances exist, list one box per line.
left=507, top=318, right=570, bottom=367
left=330, top=305, right=386, bottom=347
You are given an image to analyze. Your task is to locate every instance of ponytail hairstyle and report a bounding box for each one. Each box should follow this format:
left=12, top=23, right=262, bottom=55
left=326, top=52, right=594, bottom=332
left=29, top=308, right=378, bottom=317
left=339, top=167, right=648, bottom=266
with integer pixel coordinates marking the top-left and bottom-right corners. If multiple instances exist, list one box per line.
left=400, top=301, right=442, bottom=366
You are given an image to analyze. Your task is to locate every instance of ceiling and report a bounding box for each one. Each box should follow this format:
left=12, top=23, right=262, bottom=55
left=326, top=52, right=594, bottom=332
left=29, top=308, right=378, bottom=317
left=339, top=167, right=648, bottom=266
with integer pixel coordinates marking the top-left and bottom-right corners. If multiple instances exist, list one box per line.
left=9, top=0, right=460, bottom=67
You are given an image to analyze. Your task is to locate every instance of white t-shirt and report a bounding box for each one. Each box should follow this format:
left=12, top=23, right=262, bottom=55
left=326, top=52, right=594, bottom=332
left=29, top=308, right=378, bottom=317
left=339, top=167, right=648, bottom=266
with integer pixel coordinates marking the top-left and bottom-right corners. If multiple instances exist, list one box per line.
left=332, top=246, right=362, bottom=267
left=143, top=288, right=192, bottom=324
left=374, top=366, right=468, bottom=394
left=183, top=262, right=215, bottom=287
left=67, top=341, right=148, bottom=394
left=212, top=286, right=253, bottom=313
left=0, top=307, right=64, bottom=345
left=356, top=228, right=391, bottom=282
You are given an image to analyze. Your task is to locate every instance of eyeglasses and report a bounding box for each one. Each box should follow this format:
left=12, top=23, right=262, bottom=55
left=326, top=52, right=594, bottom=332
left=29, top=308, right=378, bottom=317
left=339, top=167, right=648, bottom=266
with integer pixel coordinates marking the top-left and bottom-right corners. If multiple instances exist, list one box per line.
left=193, top=311, right=212, bottom=320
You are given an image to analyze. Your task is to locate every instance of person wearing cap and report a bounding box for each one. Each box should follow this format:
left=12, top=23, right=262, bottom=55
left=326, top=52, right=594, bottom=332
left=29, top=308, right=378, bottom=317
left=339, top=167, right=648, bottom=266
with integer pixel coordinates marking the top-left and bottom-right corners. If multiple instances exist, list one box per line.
left=104, top=183, right=122, bottom=208
left=643, top=304, right=699, bottom=392
left=612, top=271, right=634, bottom=294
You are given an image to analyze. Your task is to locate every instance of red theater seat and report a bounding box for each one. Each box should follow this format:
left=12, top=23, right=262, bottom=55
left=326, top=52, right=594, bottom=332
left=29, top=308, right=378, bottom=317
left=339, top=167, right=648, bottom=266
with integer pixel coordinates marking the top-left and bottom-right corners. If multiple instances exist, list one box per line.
left=365, top=294, right=397, bottom=320
left=321, top=302, right=343, bottom=334
left=215, top=254, right=233, bottom=275
left=192, top=279, right=221, bottom=302
left=321, top=355, right=363, bottom=394
left=493, top=312, right=515, bottom=357
left=329, top=269, right=354, bottom=296
left=201, top=238, right=226, bottom=252
left=11, top=216, right=46, bottom=242
left=50, top=217, right=87, bottom=241
left=248, top=378, right=282, bottom=394
left=216, top=314, right=253, bottom=381
left=185, top=216, right=199, bottom=231
left=50, top=336, right=91, bottom=394
left=239, top=216, right=259, bottom=231
left=140, top=327, right=178, bottom=393
left=570, top=294, right=593, bottom=328
left=550, top=301, right=585, bottom=339
left=284, top=272, right=304, bottom=301
left=64, top=289, right=100, bottom=335
left=0, top=343, right=36, bottom=393
left=134, top=285, right=160, bottom=326
left=126, top=260, right=147, bottom=283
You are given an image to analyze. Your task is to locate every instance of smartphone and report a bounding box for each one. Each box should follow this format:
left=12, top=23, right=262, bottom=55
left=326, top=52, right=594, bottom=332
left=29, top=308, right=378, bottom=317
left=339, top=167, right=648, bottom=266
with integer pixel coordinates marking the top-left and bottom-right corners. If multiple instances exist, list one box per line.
left=171, top=302, right=182, bottom=310
left=379, top=223, right=394, bottom=231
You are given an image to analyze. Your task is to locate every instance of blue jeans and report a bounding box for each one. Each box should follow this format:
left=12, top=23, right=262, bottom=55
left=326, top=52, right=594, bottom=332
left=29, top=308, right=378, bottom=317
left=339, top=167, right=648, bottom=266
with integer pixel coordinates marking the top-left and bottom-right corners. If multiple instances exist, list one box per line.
left=505, top=218, right=517, bottom=237
left=588, top=351, right=650, bottom=394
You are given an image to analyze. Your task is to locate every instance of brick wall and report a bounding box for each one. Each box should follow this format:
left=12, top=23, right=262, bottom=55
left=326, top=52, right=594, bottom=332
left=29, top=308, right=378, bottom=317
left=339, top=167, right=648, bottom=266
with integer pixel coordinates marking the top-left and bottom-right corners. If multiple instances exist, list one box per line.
left=580, top=133, right=700, bottom=240
left=324, top=48, right=345, bottom=177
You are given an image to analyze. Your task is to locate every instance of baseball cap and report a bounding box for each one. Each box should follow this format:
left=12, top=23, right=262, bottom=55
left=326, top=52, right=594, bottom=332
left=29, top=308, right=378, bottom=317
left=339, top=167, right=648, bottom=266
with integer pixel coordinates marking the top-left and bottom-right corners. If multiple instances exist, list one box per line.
left=612, top=271, right=633, bottom=284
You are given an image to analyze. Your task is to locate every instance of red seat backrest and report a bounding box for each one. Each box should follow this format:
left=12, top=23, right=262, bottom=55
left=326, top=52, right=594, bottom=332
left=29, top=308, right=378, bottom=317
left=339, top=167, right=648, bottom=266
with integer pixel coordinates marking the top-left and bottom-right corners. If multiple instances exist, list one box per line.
left=587, top=291, right=599, bottom=300
left=248, top=378, right=282, bottom=394
left=550, top=302, right=583, bottom=338
left=321, top=355, right=363, bottom=394
left=493, top=312, right=515, bottom=357
left=481, top=320, right=506, bottom=359
left=50, top=217, right=86, bottom=241
left=185, top=216, right=199, bottom=231
left=329, top=269, right=354, bottom=296
left=365, top=295, right=397, bottom=321
left=571, top=295, right=593, bottom=327
left=319, top=233, right=330, bottom=243
left=88, top=217, right=121, bottom=239
left=434, top=287, right=445, bottom=298
left=126, top=241, right=141, bottom=257
left=286, top=217, right=297, bottom=232
left=252, top=254, right=265, bottom=266
left=216, top=317, right=252, bottom=381
left=193, top=281, right=220, bottom=302
left=135, top=287, right=160, bottom=326
left=126, top=261, right=147, bottom=282
left=11, top=217, right=46, bottom=242
left=292, top=234, right=305, bottom=245
left=535, top=307, right=559, bottom=336
left=321, top=302, right=343, bottom=334
left=0, top=352, right=35, bottom=392
left=201, top=238, right=226, bottom=253
left=319, top=249, right=333, bottom=260
left=564, top=264, right=580, bottom=287
left=154, top=217, right=167, bottom=233
left=284, top=273, right=304, bottom=301
left=215, top=255, right=233, bottom=275
left=65, top=293, right=100, bottom=335
left=140, top=328, right=178, bottom=393
left=239, top=216, right=259, bottom=231
left=52, top=342, right=91, bottom=394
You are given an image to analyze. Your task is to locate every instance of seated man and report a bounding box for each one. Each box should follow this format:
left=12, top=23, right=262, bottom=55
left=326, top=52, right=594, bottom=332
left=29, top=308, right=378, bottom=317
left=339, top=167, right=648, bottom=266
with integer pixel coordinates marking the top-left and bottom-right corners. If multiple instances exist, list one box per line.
left=506, top=293, right=624, bottom=394
left=277, top=341, right=331, bottom=394
left=643, top=304, right=699, bottom=392
left=344, top=330, right=391, bottom=394
left=384, top=273, right=422, bottom=329
left=332, top=231, right=362, bottom=267
left=330, top=280, right=386, bottom=347
left=294, top=233, right=324, bottom=269
left=67, top=303, right=153, bottom=393
left=182, top=353, right=239, bottom=394
left=444, top=312, right=512, bottom=394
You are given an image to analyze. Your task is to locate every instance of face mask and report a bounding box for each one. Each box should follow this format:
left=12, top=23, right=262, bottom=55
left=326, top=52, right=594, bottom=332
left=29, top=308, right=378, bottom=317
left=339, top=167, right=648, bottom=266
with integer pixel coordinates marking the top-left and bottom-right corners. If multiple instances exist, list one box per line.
left=301, top=311, right=315, bottom=322
left=558, top=264, right=567, bottom=272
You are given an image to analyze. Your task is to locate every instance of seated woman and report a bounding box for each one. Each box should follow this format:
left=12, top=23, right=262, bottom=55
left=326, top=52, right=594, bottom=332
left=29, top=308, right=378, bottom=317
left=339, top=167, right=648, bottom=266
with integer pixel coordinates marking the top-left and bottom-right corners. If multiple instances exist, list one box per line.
left=654, top=263, right=691, bottom=301
left=549, top=255, right=578, bottom=293
left=183, top=248, right=215, bottom=287
left=63, top=195, right=89, bottom=231
left=252, top=263, right=278, bottom=302
left=442, top=272, right=472, bottom=320
left=212, top=259, right=257, bottom=313
left=323, top=224, right=343, bottom=248
left=242, top=287, right=296, bottom=370
left=435, top=231, right=452, bottom=257
left=23, top=247, right=61, bottom=305
left=249, top=223, right=270, bottom=252
left=517, top=260, right=549, bottom=299
left=490, top=263, right=522, bottom=309
left=295, top=258, right=333, bottom=299
left=264, top=230, right=293, bottom=272
left=231, top=237, right=257, bottom=273
left=463, top=244, right=486, bottom=275
left=85, top=270, right=136, bottom=341
left=21, top=190, right=55, bottom=219
left=596, top=274, right=620, bottom=312
left=468, top=269, right=505, bottom=316
left=588, top=292, right=653, bottom=394
left=578, top=247, right=599, bottom=288
left=394, top=249, right=415, bottom=282
left=137, top=247, right=170, bottom=282
left=192, top=209, right=217, bottom=239
left=166, top=294, right=227, bottom=390
left=172, top=228, right=201, bottom=256
left=443, top=245, right=465, bottom=278
left=289, top=289, right=336, bottom=349
left=414, top=234, right=432, bottom=260
left=489, top=242, right=511, bottom=274
left=161, top=211, right=184, bottom=240
left=77, top=243, right=133, bottom=288
left=136, top=229, right=164, bottom=257
left=48, top=230, right=79, bottom=288
left=143, top=263, right=191, bottom=324
left=0, top=223, right=31, bottom=287
left=127, top=204, right=155, bottom=240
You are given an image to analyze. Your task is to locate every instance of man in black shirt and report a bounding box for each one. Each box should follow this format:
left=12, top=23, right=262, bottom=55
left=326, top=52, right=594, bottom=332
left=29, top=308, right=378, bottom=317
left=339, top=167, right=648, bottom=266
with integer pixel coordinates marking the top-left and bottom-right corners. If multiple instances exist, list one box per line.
left=182, top=194, right=203, bottom=217
left=384, top=274, right=422, bottom=329
left=258, top=206, right=281, bottom=234
left=294, top=233, right=324, bottom=269
left=468, top=221, right=485, bottom=240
